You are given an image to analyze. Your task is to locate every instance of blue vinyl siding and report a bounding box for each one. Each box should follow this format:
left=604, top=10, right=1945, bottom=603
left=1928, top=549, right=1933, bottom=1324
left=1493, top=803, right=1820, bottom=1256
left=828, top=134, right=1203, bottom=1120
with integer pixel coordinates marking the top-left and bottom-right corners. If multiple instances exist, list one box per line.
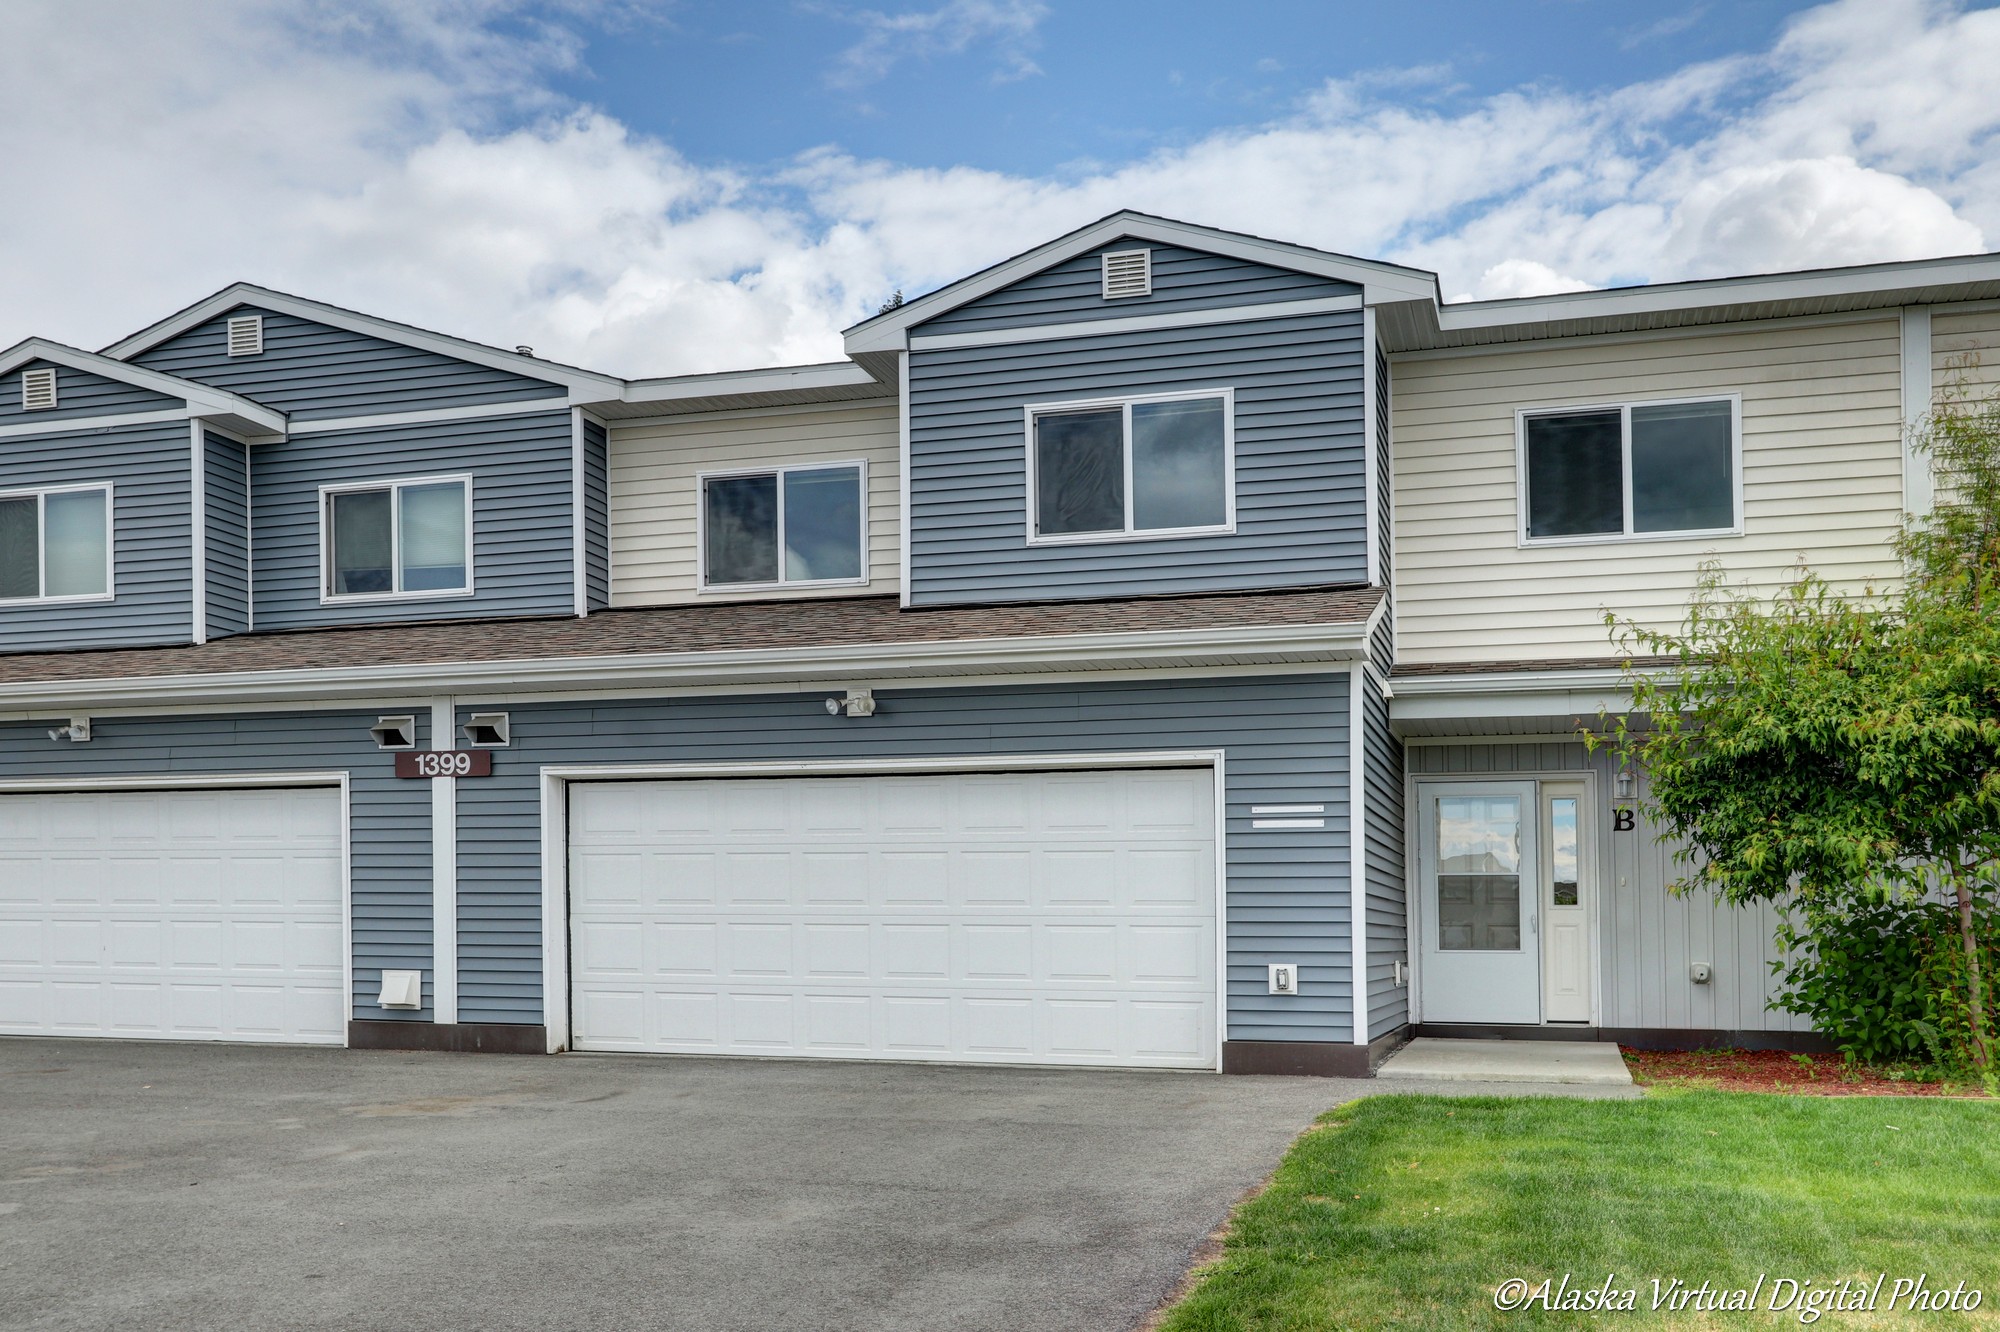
left=583, top=417, right=609, bottom=611
left=0, top=360, right=180, bottom=425
left=1360, top=672, right=1408, bottom=1038
left=453, top=674, right=1353, bottom=1038
left=249, top=409, right=576, bottom=629
left=916, top=241, right=1357, bottom=336
left=0, top=707, right=440, bottom=1022
left=0, top=418, right=192, bottom=653
left=203, top=431, right=250, bottom=638
left=907, top=308, right=1367, bottom=604
left=130, top=308, right=565, bottom=422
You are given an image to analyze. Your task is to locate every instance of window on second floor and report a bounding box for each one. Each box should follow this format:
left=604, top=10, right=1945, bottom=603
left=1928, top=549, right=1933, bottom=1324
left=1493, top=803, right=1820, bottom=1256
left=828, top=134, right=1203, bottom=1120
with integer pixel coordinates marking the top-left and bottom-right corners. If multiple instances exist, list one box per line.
left=1520, top=396, right=1739, bottom=544
left=1027, top=389, right=1234, bottom=544
left=701, top=462, right=866, bottom=589
left=323, top=476, right=471, bottom=600
left=0, top=485, right=112, bottom=602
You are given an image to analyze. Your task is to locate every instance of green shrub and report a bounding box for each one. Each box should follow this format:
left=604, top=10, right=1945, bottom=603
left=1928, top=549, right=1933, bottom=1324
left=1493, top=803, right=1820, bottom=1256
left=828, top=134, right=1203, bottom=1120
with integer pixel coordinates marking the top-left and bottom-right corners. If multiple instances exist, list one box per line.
left=1773, top=898, right=2000, bottom=1071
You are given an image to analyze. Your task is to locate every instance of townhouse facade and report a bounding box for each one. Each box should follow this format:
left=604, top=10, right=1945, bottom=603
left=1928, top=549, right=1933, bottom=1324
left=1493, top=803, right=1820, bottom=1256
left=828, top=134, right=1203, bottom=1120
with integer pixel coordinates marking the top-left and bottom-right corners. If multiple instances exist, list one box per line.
left=1, top=212, right=1995, bottom=1073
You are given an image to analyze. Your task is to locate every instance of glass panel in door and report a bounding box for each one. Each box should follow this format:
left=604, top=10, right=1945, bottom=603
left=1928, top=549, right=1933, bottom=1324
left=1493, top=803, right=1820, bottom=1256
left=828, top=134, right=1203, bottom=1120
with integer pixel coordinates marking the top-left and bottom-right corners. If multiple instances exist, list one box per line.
left=1436, top=794, right=1524, bottom=951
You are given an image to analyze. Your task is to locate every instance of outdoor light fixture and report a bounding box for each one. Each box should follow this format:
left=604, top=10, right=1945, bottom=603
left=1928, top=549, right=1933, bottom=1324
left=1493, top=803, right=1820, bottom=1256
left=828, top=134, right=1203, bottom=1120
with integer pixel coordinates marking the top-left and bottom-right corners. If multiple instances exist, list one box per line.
left=824, top=689, right=877, bottom=718
left=1615, top=769, right=1634, bottom=799
left=46, top=717, right=90, bottom=743
left=369, top=715, right=417, bottom=750
left=461, top=712, right=511, bottom=747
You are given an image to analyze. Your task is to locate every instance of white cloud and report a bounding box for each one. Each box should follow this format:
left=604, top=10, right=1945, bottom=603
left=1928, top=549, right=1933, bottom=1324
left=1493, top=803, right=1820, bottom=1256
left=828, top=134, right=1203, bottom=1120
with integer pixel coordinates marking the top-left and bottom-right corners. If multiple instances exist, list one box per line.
left=0, top=0, right=1994, bottom=378
left=822, top=0, right=1048, bottom=90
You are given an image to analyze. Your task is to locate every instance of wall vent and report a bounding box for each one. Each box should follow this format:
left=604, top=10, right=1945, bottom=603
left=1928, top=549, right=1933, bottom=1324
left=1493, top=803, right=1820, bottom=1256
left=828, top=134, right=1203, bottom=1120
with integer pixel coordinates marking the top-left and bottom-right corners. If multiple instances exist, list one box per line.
left=226, top=314, right=264, bottom=357
left=1101, top=249, right=1152, bottom=299
left=20, top=367, right=57, bottom=411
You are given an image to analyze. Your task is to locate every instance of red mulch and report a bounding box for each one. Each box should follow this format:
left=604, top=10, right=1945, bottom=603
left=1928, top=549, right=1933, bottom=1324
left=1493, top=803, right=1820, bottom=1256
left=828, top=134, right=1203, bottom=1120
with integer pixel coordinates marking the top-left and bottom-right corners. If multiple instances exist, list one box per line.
left=1622, top=1047, right=1990, bottom=1097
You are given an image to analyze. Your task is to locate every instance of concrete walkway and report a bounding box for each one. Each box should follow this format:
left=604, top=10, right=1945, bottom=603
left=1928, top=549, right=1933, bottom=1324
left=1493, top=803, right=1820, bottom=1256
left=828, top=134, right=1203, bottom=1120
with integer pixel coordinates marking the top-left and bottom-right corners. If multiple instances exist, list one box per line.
left=1375, top=1037, right=1637, bottom=1087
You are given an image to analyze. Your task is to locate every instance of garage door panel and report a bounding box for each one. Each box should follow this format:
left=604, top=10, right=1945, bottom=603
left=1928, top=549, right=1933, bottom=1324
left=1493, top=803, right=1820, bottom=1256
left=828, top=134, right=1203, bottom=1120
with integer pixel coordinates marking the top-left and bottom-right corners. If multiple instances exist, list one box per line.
left=0, top=788, right=345, bottom=1045
left=570, top=769, right=1217, bottom=1068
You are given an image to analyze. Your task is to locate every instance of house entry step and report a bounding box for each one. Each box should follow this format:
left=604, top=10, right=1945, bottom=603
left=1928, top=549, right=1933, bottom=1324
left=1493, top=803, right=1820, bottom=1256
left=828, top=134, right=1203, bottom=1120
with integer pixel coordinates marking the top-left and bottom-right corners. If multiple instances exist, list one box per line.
left=1374, top=1037, right=1634, bottom=1086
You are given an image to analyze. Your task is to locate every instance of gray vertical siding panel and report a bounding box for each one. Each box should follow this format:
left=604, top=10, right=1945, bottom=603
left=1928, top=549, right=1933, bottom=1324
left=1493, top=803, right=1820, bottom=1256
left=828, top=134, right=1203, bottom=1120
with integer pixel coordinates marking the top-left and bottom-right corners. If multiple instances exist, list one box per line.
left=249, top=410, right=576, bottom=629
left=0, top=360, right=181, bottom=425
left=453, top=675, right=1353, bottom=1038
left=908, top=310, right=1368, bottom=604
left=916, top=242, right=1357, bottom=336
left=203, top=431, right=250, bottom=638
left=129, top=308, right=565, bottom=421
left=1361, top=678, right=1407, bottom=1038
left=583, top=417, right=610, bottom=611
left=0, top=708, right=435, bottom=1022
left=1405, top=740, right=1807, bottom=1032
left=0, top=419, right=192, bottom=652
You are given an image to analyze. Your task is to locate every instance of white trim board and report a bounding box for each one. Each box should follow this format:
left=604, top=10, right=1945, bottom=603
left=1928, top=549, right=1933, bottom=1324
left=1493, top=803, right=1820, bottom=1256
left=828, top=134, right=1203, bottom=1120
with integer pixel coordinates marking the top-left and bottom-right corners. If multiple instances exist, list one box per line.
left=0, top=619, right=1377, bottom=712
left=1388, top=306, right=1903, bottom=363
left=0, top=408, right=192, bottom=440
left=0, top=336, right=286, bottom=434
left=570, top=407, right=587, bottom=618
left=1347, top=659, right=1368, bottom=1045
left=1901, top=307, right=1935, bottom=515
left=908, top=294, right=1361, bottom=351
left=189, top=421, right=207, bottom=645
left=429, top=698, right=458, bottom=1025
left=287, top=397, right=571, bottom=435
left=536, top=748, right=1231, bottom=1063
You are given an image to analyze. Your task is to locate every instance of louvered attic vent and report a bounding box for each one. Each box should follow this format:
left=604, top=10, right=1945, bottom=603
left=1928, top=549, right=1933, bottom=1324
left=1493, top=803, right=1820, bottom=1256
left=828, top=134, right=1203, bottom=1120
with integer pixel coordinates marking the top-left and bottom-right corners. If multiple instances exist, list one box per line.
left=226, top=314, right=264, bottom=357
left=1101, top=248, right=1152, bottom=299
left=21, top=368, right=57, bottom=411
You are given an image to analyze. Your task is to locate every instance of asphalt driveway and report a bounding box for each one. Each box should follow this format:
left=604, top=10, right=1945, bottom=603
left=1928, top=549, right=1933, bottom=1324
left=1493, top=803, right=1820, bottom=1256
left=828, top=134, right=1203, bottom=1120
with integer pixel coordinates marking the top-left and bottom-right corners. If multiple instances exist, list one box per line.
left=0, top=1040, right=1360, bottom=1332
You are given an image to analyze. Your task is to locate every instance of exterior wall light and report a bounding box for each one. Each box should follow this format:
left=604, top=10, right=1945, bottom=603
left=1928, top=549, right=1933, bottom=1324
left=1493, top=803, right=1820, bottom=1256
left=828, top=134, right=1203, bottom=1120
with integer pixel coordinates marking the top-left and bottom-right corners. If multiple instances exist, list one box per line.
left=47, top=717, right=90, bottom=743
left=370, top=716, right=417, bottom=750
left=1615, top=769, right=1634, bottom=799
left=825, top=689, right=877, bottom=718
left=462, top=712, right=511, bottom=747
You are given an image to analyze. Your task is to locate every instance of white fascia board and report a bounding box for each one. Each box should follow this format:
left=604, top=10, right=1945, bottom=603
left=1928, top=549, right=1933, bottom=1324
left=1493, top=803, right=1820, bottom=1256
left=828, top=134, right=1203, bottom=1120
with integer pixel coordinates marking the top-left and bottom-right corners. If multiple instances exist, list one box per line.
left=0, top=620, right=1373, bottom=711
left=622, top=361, right=884, bottom=408
left=99, top=283, right=623, bottom=398
left=0, top=338, right=286, bottom=434
left=844, top=211, right=1439, bottom=356
left=1385, top=666, right=1671, bottom=725
left=1435, top=250, right=2000, bottom=338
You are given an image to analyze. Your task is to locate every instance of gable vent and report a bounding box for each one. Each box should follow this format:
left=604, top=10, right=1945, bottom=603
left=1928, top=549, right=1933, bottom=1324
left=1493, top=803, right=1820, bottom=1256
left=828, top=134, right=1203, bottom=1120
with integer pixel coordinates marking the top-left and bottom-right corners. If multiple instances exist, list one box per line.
left=226, top=314, right=264, bottom=357
left=1101, top=249, right=1152, bottom=300
left=20, top=368, right=57, bottom=411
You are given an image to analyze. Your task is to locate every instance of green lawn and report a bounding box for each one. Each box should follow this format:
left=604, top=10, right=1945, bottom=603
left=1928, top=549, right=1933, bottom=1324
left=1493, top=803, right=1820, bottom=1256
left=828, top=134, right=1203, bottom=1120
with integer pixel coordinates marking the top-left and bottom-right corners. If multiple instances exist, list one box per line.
left=1159, top=1091, right=2000, bottom=1330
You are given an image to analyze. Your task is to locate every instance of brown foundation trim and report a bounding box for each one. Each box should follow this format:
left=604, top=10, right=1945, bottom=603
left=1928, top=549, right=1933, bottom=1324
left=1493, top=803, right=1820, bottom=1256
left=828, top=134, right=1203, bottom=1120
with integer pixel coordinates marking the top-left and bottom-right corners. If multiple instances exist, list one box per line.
left=1223, top=1026, right=1409, bottom=1078
left=1415, top=1023, right=1834, bottom=1054
left=348, top=1020, right=548, bottom=1055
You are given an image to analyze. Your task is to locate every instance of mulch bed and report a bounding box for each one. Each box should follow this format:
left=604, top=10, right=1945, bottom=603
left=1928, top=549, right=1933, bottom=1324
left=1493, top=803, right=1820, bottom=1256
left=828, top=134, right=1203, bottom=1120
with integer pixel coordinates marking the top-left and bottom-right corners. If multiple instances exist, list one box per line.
left=1622, top=1046, right=1991, bottom=1097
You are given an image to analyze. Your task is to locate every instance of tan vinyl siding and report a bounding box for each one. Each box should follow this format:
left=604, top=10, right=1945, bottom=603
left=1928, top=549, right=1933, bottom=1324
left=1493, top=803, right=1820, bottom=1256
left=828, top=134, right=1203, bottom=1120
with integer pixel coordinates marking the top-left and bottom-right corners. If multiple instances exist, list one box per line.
left=1391, top=319, right=1905, bottom=666
left=608, top=401, right=899, bottom=606
left=1933, top=308, right=2000, bottom=406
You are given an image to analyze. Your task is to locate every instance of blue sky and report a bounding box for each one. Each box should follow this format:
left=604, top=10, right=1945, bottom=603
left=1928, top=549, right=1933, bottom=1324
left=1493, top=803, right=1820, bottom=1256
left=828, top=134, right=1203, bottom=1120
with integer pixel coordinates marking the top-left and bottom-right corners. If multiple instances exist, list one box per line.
left=0, top=1, right=1995, bottom=375
left=559, top=2, right=1807, bottom=178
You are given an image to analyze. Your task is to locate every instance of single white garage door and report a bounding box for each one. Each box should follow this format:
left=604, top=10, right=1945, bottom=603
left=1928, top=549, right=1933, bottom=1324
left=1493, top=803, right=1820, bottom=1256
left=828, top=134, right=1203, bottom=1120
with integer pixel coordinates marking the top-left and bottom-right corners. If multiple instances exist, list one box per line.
left=569, top=768, right=1218, bottom=1068
left=0, top=787, right=345, bottom=1044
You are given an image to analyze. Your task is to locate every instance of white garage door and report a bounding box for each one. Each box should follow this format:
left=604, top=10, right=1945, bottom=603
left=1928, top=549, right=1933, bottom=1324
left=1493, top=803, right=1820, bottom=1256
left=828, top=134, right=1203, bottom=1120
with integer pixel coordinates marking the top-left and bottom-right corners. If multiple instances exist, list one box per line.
left=569, top=767, right=1218, bottom=1069
left=0, top=787, right=345, bottom=1044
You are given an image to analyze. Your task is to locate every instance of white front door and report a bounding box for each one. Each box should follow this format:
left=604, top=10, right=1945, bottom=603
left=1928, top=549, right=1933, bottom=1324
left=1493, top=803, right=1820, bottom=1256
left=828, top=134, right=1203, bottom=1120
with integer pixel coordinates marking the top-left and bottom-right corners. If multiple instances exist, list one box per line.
left=1417, top=781, right=1541, bottom=1025
left=0, top=787, right=346, bottom=1044
left=567, top=767, right=1218, bottom=1069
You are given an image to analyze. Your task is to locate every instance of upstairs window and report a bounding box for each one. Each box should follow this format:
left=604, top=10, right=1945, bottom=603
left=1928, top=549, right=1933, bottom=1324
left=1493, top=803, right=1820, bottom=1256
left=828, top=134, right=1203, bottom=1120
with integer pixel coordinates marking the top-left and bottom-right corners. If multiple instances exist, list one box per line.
left=1028, top=389, right=1234, bottom=543
left=701, top=462, right=866, bottom=589
left=0, top=485, right=111, bottom=602
left=1521, top=396, right=1739, bottom=543
left=323, top=476, right=470, bottom=600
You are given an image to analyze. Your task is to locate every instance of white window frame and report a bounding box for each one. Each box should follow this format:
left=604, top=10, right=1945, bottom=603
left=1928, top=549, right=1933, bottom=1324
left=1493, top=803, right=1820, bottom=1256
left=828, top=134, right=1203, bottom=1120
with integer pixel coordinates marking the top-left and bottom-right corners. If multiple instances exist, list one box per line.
left=695, top=459, right=871, bottom=593
left=1023, top=387, right=1237, bottom=547
left=0, top=482, right=115, bottom=605
left=318, top=473, right=475, bottom=605
left=1514, top=392, right=1744, bottom=548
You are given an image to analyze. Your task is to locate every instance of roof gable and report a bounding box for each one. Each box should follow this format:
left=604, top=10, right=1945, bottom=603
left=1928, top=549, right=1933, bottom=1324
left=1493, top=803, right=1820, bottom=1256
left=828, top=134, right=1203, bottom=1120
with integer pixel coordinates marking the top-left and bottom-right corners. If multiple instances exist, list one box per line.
left=101, top=283, right=622, bottom=401
left=0, top=339, right=286, bottom=437
left=845, top=211, right=1439, bottom=356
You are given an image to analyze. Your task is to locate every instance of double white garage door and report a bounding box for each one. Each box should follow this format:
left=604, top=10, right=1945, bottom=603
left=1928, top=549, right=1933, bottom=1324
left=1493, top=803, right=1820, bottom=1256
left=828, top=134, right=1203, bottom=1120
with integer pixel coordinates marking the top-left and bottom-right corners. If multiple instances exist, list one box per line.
left=0, top=787, right=345, bottom=1044
left=569, top=768, right=1219, bottom=1069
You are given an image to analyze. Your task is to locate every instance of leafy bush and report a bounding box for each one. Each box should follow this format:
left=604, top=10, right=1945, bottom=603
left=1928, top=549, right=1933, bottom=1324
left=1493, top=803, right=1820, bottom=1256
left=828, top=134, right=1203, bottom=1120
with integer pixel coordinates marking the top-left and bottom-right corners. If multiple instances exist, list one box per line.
left=1774, top=898, right=2000, bottom=1070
